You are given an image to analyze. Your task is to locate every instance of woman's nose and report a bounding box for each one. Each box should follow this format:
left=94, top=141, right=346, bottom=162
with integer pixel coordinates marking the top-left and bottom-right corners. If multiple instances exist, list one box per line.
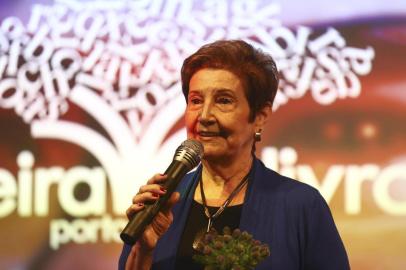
left=198, top=101, right=215, bottom=125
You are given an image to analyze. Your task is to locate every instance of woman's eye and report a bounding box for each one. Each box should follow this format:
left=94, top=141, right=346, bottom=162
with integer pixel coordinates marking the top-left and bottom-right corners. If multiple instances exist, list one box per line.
left=217, top=97, right=233, bottom=104
left=190, top=98, right=202, bottom=104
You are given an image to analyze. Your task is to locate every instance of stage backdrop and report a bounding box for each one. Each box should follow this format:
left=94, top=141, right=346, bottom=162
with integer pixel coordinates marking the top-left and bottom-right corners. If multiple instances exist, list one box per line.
left=0, top=0, right=405, bottom=269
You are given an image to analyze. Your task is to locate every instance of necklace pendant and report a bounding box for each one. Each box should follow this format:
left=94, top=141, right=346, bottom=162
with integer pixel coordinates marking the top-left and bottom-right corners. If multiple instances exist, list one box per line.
left=206, top=218, right=212, bottom=232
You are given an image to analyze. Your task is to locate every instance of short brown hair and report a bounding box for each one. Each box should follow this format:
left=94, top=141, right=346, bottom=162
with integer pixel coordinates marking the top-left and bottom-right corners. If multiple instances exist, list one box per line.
left=181, top=39, right=279, bottom=121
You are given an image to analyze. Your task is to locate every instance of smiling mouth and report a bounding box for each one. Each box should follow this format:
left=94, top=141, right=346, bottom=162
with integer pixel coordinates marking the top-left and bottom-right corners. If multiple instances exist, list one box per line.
left=197, top=131, right=221, bottom=137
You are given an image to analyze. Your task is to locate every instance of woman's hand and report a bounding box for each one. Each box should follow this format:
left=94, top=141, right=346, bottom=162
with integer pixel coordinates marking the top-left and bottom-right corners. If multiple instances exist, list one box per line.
left=125, top=174, right=180, bottom=270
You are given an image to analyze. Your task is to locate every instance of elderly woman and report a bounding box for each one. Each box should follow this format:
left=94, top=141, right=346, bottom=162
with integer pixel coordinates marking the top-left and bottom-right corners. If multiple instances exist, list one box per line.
left=119, top=40, right=349, bottom=270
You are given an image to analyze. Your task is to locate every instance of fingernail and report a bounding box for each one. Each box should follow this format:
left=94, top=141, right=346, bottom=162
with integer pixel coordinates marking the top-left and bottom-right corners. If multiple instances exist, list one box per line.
left=159, top=173, right=165, bottom=176
left=160, top=187, right=166, bottom=193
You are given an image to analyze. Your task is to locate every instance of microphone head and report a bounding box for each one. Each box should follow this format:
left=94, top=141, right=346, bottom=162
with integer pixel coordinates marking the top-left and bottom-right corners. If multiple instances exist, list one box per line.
left=173, top=139, right=204, bottom=169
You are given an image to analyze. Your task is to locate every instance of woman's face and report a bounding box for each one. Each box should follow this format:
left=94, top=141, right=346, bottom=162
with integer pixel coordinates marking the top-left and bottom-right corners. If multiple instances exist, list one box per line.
left=185, top=68, right=265, bottom=161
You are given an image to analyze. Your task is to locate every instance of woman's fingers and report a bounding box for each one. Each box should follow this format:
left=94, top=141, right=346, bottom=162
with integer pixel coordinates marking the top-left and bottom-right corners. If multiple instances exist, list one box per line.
left=149, top=192, right=180, bottom=237
left=127, top=191, right=179, bottom=226
left=126, top=203, right=145, bottom=219
left=150, top=211, right=173, bottom=237
left=125, top=173, right=178, bottom=247
left=131, top=176, right=168, bottom=205
left=126, top=189, right=180, bottom=251
left=132, top=191, right=161, bottom=204
left=146, top=174, right=167, bottom=185
left=138, top=184, right=167, bottom=195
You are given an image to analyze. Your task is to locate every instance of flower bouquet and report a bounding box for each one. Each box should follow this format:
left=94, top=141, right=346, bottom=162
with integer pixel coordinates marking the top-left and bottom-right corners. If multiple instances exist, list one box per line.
left=193, top=227, right=270, bottom=270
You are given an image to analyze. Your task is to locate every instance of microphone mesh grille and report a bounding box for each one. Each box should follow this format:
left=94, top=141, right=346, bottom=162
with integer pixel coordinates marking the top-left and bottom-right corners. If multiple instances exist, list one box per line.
left=174, top=139, right=204, bottom=169
left=181, top=139, right=203, bottom=156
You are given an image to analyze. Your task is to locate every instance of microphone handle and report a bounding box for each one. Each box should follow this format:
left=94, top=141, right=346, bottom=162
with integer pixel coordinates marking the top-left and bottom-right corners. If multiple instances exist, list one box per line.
left=120, top=160, right=190, bottom=245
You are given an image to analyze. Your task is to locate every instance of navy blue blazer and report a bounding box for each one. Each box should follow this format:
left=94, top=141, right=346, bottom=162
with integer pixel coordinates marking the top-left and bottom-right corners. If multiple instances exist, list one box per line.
left=119, top=158, right=350, bottom=270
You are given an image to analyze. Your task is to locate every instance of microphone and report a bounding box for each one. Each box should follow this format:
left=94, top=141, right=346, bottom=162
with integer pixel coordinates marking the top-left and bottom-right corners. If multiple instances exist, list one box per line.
left=120, top=139, right=204, bottom=245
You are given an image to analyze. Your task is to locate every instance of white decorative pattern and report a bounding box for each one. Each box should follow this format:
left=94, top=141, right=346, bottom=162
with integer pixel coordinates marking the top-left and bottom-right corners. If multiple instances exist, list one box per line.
left=0, top=0, right=375, bottom=215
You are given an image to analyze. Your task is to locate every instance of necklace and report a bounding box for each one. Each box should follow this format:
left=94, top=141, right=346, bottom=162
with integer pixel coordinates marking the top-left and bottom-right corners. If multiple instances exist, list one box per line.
left=192, top=167, right=251, bottom=250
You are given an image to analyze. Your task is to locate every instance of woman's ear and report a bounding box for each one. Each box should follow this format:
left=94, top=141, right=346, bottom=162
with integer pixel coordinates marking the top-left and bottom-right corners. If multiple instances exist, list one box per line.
left=254, top=102, right=272, bottom=130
